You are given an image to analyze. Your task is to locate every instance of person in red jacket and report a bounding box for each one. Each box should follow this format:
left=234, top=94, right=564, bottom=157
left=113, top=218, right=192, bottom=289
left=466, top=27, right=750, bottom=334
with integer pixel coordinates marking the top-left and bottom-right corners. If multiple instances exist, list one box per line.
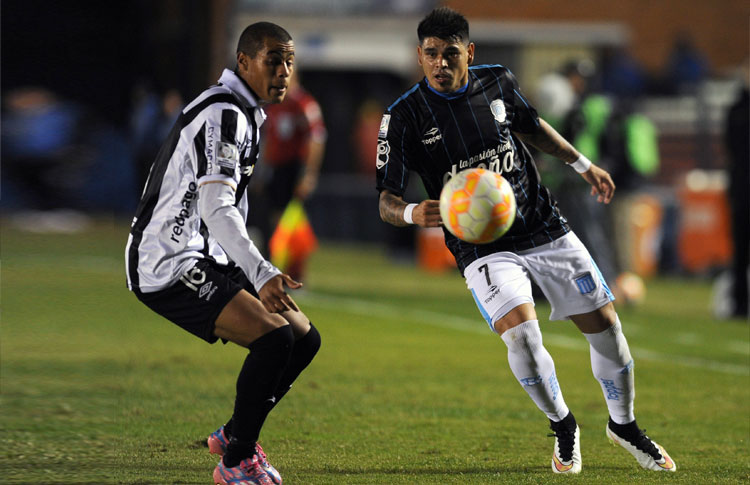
left=259, top=74, right=326, bottom=280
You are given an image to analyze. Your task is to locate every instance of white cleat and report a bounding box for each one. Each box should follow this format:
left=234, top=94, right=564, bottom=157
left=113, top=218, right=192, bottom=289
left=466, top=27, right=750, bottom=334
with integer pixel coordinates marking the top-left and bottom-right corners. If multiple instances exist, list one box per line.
left=550, top=414, right=582, bottom=474
left=606, top=419, right=676, bottom=472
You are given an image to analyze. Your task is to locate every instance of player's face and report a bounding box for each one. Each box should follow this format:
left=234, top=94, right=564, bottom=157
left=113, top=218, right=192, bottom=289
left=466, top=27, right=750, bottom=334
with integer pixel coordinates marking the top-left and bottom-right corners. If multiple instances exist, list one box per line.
left=237, top=38, right=295, bottom=104
left=418, top=36, right=474, bottom=94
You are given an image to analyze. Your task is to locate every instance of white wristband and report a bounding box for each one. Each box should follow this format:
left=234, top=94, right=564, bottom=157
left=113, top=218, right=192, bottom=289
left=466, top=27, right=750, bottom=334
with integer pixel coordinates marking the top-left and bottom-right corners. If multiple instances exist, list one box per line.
left=569, top=154, right=592, bottom=173
left=403, top=203, right=418, bottom=225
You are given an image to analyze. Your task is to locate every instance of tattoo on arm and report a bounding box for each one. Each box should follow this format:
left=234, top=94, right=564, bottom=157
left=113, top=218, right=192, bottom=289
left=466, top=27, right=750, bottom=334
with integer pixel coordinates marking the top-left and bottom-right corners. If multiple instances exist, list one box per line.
left=517, top=119, right=579, bottom=163
left=379, top=190, right=409, bottom=227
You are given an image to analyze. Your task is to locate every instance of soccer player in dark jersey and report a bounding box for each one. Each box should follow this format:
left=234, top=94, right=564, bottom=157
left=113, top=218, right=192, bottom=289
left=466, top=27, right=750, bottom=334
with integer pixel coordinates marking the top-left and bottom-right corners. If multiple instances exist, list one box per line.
left=376, top=7, right=675, bottom=474
left=126, top=22, right=320, bottom=485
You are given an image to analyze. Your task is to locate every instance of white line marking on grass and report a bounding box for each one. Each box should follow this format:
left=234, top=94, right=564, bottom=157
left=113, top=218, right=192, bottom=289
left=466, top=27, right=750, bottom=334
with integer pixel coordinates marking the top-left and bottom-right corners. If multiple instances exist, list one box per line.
left=727, top=341, right=750, bottom=356
left=299, top=292, right=749, bottom=376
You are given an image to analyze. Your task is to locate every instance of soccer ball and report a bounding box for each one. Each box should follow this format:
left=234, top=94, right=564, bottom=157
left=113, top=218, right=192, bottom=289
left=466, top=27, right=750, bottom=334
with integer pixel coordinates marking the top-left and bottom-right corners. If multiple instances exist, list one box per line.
left=439, top=168, right=516, bottom=244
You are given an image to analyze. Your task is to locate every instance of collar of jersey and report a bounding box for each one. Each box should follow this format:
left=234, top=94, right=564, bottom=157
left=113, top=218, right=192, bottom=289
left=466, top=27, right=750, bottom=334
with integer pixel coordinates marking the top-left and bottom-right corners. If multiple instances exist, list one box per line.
left=424, top=78, right=469, bottom=100
left=218, top=69, right=266, bottom=125
left=218, top=69, right=262, bottom=108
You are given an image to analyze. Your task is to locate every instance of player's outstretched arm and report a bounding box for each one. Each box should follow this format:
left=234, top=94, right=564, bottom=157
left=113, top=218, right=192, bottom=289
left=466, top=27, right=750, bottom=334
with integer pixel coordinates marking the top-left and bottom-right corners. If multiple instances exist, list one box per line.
left=379, top=190, right=442, bottom=227
left=516, top=118, right=615, bottom=204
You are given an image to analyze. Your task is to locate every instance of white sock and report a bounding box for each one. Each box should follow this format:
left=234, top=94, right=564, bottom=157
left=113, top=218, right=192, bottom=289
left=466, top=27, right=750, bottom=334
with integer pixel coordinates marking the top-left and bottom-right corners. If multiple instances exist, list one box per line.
left=501, top=320, right=569, bottom=422
left=584, top=316, right=635, bottom=424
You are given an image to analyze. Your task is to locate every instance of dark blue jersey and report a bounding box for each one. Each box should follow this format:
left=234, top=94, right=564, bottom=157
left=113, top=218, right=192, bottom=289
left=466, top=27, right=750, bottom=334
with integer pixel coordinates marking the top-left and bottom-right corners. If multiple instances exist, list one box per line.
left=376, top=64, right=570, bottom=274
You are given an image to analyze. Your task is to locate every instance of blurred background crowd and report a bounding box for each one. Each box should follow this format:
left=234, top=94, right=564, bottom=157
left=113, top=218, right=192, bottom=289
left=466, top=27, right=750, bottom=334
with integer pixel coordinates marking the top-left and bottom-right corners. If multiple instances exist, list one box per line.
left=2, top=0, right=748, bottom=318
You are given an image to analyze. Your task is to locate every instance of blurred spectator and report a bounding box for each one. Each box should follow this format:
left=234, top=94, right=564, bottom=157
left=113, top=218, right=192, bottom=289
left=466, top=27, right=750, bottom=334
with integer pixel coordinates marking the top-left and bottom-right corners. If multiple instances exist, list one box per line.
left=600, top=47, right=647, bottom=98
left=534, top=60, right=618, bottom=283
left=251, top=73, right=326, bottom=281
left=535, top=58, right=661, bottom=300
left=130, top=82, right=184, bottom=189
left=724, top=71, right=749, bottom=319
left=1, top=87, right=91, bottom=210
left=663, top=33, right=709, bottom=95
left=353, top=98, right=386, bottom=177
left=533, top=59, right=593, bottom=131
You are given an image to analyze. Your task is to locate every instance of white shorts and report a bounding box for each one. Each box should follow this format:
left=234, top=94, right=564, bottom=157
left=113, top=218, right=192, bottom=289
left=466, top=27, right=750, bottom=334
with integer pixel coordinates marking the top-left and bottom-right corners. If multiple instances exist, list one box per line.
left=464, top=232, right=614, bottom=332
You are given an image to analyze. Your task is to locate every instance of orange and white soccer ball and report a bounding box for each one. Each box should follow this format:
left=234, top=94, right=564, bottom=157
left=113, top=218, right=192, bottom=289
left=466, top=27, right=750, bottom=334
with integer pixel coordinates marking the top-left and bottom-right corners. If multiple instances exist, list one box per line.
left=439, top=168, right=516, bottom=244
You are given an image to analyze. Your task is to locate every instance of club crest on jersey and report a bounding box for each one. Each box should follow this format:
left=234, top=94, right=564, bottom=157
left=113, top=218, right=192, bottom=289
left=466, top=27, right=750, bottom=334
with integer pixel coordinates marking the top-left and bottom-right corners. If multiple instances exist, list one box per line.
left=574, top=272, right=596, bottom=294
left=378, top=114, right=391, bottom=138
left=490, top=99, right=506, bottom=123
left=376, top=139, right=390, bottom=169
left=216, top=141, right=239, bottom=169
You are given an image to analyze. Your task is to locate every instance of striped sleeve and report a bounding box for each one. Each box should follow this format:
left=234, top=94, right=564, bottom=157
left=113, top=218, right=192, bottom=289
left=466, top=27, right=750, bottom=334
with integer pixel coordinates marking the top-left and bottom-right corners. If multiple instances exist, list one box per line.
left=197, top=106, right=249, bottom=187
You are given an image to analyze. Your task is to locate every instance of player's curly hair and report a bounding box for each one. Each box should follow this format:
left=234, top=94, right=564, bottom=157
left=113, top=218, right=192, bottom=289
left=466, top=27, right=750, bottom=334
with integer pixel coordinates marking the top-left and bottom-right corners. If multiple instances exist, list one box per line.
left=236, top=22, right=292, bottom=58
left=417, top=7, right=469, bottom=45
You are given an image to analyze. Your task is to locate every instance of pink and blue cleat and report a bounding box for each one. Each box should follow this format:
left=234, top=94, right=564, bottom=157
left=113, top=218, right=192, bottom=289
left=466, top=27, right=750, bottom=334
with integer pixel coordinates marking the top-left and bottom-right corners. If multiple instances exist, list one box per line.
left=213, top=454, right=274, bottom=485
left=208, top=426, right=282, bottom=484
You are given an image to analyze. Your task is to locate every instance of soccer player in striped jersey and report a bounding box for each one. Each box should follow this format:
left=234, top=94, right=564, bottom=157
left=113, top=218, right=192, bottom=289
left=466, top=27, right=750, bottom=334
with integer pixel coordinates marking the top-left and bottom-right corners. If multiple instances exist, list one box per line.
left=376, top=7, right=675, bottom=475
left=126, top=22, right=320, bottom=485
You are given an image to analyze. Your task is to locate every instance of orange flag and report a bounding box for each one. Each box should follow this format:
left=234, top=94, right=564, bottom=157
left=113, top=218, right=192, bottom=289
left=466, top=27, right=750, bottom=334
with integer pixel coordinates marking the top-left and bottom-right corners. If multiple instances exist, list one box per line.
left=269, top=198, right=318, bottom=272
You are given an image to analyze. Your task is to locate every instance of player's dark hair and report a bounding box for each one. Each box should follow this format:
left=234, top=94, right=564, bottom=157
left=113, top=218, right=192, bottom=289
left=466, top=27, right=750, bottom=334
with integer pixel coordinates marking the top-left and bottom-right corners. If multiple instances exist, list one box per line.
left=236, top=22, right=292, bottom=58
left=417, top=7, right=469, bottom=45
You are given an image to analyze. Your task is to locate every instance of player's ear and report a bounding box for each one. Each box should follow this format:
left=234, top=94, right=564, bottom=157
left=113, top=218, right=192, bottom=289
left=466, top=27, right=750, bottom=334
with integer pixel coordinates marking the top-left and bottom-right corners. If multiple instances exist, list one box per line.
left=417, top=45, right=423, bottom=66
left=467, top=42, right=475, bottom=65
left=237, top=52, right=250, bottom=72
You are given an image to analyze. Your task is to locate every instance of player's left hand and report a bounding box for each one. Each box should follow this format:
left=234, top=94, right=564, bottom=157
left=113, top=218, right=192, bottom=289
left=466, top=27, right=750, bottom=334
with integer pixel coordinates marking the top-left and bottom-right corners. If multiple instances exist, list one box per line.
left=413, top=199, right=443, bottom=227
left=259, top=274, right=302, bottom=313
left=581, top=164, right=615, bottom=204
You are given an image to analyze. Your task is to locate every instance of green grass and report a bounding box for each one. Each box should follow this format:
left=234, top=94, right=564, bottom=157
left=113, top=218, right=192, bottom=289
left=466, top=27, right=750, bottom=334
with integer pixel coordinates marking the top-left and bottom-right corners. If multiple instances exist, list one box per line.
left=1, top=219, right=748, bottom=484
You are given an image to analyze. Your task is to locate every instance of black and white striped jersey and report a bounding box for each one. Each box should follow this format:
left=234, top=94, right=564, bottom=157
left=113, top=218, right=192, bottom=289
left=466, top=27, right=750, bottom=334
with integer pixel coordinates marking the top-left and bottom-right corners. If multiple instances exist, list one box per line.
left=126, top=69, right=269, bottom=292
left=376, top=64, right=570, bottom=274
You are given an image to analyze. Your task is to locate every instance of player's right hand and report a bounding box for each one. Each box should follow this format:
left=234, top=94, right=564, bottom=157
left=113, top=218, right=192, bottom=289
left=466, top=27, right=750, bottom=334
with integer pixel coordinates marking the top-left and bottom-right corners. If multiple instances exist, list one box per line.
left=581, top=164, right=615, bottom=204
left=414, top=200, right=442, bottom=227
left=259, top=274, right=302, bottom=313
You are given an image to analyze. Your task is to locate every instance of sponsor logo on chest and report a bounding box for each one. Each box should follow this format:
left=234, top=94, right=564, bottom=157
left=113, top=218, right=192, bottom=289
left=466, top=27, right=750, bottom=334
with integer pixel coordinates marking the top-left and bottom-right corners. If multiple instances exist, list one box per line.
left=422, top=127, right=442, bottom=145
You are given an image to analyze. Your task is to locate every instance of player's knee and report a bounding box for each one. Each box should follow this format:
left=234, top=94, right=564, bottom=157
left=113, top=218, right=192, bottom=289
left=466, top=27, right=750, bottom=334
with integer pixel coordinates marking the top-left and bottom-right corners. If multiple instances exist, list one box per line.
left=297, top=322, right=321, bottom=363
left=249, top=324, right=295, bottom=364
left=501, top=320, right=543, bottom=355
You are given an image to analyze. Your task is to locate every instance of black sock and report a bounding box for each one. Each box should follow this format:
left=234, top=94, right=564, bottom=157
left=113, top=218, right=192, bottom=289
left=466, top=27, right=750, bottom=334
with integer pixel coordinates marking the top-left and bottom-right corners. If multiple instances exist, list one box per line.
left=272, top=323, right=321, bottom=405
left=226, top=325, right=294, bottom=465
left=550, top=411, right=577, bottom=432
left=220, top=324, right=319, bottom=443
left=223, top=437, right=257, bottom=468
left=608, top=417, right=641, bottom=440
left=223, top=418, right=234, bottom=438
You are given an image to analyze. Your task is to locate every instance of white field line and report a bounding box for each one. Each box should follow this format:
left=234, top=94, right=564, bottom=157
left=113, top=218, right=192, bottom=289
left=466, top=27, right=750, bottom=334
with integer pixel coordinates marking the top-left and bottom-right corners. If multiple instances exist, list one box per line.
left=298, top=292, right=750, bottom=377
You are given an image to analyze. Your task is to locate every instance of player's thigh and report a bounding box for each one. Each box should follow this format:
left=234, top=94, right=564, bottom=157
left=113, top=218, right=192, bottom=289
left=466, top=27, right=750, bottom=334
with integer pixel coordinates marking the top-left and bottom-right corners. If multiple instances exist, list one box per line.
left=223, top=266, right=311, bottom=342
left=522, top=232, right=614, bottom=321
left=464, top=252, right=536, bottom=334
left=214, top=289, right=288, bottom=347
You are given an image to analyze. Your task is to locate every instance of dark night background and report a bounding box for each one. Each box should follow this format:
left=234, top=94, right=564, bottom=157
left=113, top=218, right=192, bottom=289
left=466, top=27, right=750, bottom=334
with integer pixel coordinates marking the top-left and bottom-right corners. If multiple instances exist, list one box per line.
left=2, top=0, right=212, bottom=126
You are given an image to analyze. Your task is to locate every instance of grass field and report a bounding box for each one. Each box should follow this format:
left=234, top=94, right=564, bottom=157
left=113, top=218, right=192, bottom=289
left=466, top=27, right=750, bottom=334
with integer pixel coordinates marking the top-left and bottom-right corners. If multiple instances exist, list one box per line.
left=2, top=218, right=748, bottom=484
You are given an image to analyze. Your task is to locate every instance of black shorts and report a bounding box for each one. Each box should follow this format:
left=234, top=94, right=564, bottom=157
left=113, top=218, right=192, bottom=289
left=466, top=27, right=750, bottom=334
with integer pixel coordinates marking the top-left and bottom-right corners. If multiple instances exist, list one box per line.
left=134, top=259, right=259, bottom=343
